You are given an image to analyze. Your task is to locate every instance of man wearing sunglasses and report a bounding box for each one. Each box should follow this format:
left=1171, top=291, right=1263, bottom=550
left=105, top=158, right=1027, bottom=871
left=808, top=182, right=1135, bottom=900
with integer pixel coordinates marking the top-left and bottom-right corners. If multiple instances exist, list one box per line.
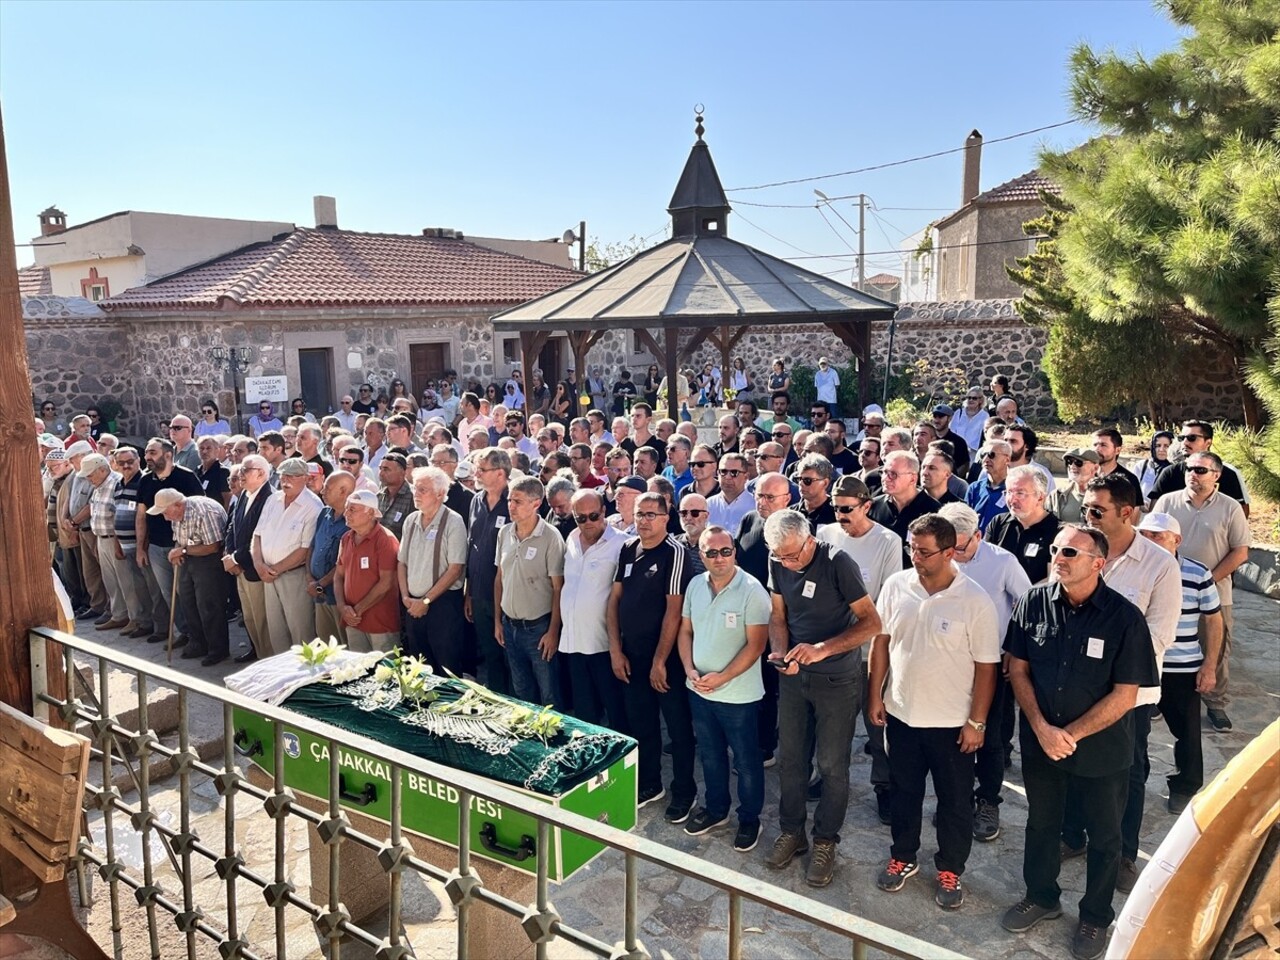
left=871, top=451, right=942, bottom=567
left=707, top=454, right=755, bottom=537
left=1152, top=451, right=1250, bottom=733
left=792, top=454, right=836, bottom=531
left=1001, top=525, right=1157, bottom=960
left=559, top=490, right=629, bottom=732
left=662, top=435, right=694, bottom=497
left=675, top=494, right=711, bottom=576
left=1046, top=448, right=1099, bottom=524
left=1146, top=419, right=1250, bottom=515
left=1061, top=473, right=1180, bottom=897
left=677, top=527, right=770, bottom=853
left=964, top=440, right=1012, bottom=533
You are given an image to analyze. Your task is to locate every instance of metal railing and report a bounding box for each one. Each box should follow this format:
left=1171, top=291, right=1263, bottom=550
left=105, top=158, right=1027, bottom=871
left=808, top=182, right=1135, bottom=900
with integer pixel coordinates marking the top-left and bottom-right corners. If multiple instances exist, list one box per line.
left=29, top=625, right=968, bottom=960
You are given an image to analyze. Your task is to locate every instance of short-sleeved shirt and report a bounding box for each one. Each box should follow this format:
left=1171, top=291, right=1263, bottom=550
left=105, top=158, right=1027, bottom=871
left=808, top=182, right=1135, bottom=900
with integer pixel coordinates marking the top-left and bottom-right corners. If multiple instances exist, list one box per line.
left=870, top=490, right=943, bottom=565
left=877, top=567, right=1001, bottom=728
left=137, top=466, right=205, bottom=548
left=985, top=511, right=1060, bottom=585
left=1148, top=460, right=1246, bottom=508
left=337, top=524, right=401, bottom=633
left=707, top=490, right=756, bottom=537
left=815, top=521, right=902, bottom=602
left=769, top=540, right=868, bottom=676
left=399, top=507, right=468, bottom=597
left=615, top=535, right=694, bottom=649
left=496, top=517, right=566, bottom=621
left=1164, top=555, right=1220, bottom=673
left=620, top=435, right=667, bottom=468
left=792, top=499, right=837, bottom=532
left=378, top=483, right=415, bottom=540
left=560, top=525, right=626, bottom=655
left=1152, top=489, right=1250, bottom=606
left=308, top=507, right=349, bottom=604
left=955, top=540, right=1032, bottom=635
left=173, top=495, right=228, bottom=549
left=683, top=568, right=770, bottom=703
left=253, top=488, right=323, bottom=565
left=196, top=461, right=230, bottom=503
left=466, top=489, right=509, bottom=602
left=1046, top=484, right=1087, bottom=525
left=964, top=477, right=1008, bottom=534
left=1004, top=581, right=1159, bottom=776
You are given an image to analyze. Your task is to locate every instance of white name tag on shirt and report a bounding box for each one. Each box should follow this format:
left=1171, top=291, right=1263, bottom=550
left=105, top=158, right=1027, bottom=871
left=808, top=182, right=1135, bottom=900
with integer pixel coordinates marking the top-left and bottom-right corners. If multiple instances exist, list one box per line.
left=1087, top=637, right=1105, bottom=659
left=495, top=517, right=506, bottom=528
left=802, top=581, right=816, bottom=599
left=935, top=617, right=953, bottom=635
left=724, top=611, right=739, bottom=629
left=525, top=546, right=538, bottom=561
left=1024, top=543, right=1040, bottom=557
left=360, top=556, right=370, bottom=570
left=393, top=511, right=402, bottom=522
left=426, top=528, right=438, bottom=541
left=624, top=563, right=633, bottom=579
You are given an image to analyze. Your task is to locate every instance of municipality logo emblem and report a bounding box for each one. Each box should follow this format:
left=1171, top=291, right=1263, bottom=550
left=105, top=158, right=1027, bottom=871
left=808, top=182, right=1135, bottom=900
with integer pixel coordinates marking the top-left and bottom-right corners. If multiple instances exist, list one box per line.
left=283, top=733, right=301, bottom=758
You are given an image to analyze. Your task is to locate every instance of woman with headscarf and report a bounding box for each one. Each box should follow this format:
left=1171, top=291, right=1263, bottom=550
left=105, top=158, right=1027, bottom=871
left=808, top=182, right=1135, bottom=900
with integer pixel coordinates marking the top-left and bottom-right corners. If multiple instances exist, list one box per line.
left=1136, top=429, right=1175, bottom=499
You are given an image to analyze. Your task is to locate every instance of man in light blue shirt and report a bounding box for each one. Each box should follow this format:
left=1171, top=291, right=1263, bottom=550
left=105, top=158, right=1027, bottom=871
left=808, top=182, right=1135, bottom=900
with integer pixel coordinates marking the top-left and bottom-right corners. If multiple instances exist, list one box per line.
left=677, top=526, right=770, bottom=853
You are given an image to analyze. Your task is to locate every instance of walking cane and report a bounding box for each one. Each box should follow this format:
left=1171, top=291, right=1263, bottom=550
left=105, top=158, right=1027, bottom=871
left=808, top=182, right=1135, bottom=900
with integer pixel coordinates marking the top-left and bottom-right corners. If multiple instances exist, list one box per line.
left=166, top=566, right=179, bottom=665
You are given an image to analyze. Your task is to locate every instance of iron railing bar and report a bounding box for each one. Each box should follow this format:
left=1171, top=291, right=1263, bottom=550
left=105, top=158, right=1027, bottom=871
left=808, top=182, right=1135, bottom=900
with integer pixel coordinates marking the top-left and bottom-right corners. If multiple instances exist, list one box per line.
left=388, top=762, right=404, bottom=951
left=728, top=891, right=743, bottom=960
left=536, top=818, right=551, bottom=960
left=546, top=921, right=615, bottom=957
left=93, top=650, right=125, bottom=958
left=272, top=722, right=288, bottom=960
left=455, top=791, right=472, bottom=958
left=178, top=688, right=197, bottom=960
left=136, top=669, right=161, bottom=959
left=327, top=736, right=343, bottom=960
left=221, top=702, right=242, bottom=947
left=624, top=853, right=639, bottom=956
left=36, top=627, right=963, bottom=960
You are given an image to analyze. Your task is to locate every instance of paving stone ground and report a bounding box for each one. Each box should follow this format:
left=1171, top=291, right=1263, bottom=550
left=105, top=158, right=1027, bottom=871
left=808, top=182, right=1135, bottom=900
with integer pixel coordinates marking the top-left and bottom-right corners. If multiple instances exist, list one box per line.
left=6, top=587, right=1277, bottom=960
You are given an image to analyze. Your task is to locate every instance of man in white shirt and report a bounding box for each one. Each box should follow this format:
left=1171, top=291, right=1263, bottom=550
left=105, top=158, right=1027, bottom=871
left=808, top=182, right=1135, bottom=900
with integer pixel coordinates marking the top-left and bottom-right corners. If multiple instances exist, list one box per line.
left=868, top=514, right=1000, bottom=911
left=334, top=396, right=357, bottom=433
left=949, top=388, right=988, bottom=454
left=813, top=357, right=840, bottom=411
left=706, top=453, right=755, bottom=537
left=252, top=458, right=323, bottom=654
left=560, top=489, right=629, bottom=731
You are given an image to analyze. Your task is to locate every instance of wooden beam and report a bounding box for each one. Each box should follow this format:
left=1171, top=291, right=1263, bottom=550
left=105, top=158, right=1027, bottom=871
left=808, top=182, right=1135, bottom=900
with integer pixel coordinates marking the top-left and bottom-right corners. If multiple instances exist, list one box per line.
left=518, top=331, right=549, bottom=420
left=677, top=327, right=713, bottom=365
left=662, top=326, right=681, bottom=422
left=631, top=327, right=665, bottom=363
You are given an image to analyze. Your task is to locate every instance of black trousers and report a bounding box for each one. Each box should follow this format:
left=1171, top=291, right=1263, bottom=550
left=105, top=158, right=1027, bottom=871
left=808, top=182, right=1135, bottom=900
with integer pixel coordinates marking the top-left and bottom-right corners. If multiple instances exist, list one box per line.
left=974, top=673, right=1009, bottom=805
left=179, top=553, right=229, bottom=659
left=1063, top=706, right=1148, bottom=862
left=777, top=669, right=860, bottom=842
left=1159, top=672, right=1203, bottom=798
left=758, top=647, right=779, bottom=755
left=886, top=715, right=975, bottom=874
left=621, top=640, right=695, bottom=804
left=1022, top=746, right=1128, bottom=927
left=565, top=651, right=630, bottom=735
left=861, top=661, right=889, bottom=795
left=405, top=590, right=466, bottom=675
left=470, top=596, right=510, bottom=695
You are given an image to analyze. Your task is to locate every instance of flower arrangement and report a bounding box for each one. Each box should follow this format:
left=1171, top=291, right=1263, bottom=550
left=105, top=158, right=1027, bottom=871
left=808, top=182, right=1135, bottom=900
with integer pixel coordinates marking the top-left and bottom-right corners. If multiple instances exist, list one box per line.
left=294, top=637, right=344, bottom=667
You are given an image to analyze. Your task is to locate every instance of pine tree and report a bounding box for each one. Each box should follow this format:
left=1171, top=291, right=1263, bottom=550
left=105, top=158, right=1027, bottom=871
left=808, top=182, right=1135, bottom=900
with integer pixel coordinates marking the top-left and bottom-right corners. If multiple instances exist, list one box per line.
left=1014, top=0, right=1280, bottom=426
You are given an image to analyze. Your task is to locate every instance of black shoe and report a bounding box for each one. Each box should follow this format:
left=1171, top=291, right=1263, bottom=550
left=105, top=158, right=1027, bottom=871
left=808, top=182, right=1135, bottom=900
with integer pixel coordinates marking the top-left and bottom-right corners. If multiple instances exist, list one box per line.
left=1115, top=858, right=1140, bottom=894
left=875, top=858, right=918, bottom=892
left=1001, top=898, right=1062, bottom=933
left=1206, top=708, right=1233, bottom=732
left=234, top=649, right=258, bottom=664
left=1060, top=840, right=1086, bottom=861
left=876, top=790, right=892, bottom=826
left=973, top=799, right=1001, bottom=842
left=638, top=786, right=666, bottom=809
left=146, top=632, right=168, bottom=644
left=179, top=645, right=208, bottom=660
left=77, top=608, right=103, bottom=621
left=761, top=751, right=776, bottom=768
left=664, top=798, right=694, bottom=825
left=807, top=778, right=823, bottom=803
left=172, top=634, right=188, bottom=649
left=1166, top=792, right=1192, bottom=816
left=1071, top=919, right=1108, bottom=960
left=201, top=653, right=228, bottom=667
left=733, top=821, right=761, bottom=852
left=93, top=612, right=114, bottom=627
left=683, top=808, right=729, bottom=836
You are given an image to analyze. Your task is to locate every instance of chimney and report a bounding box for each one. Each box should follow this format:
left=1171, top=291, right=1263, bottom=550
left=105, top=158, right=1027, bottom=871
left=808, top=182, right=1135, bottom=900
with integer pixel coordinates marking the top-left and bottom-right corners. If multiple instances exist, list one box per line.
left=39, top=206, right=67, bottom=237
left=313, top=196, right=337, bottom=229
left=961, top=130, right=982, bottom=206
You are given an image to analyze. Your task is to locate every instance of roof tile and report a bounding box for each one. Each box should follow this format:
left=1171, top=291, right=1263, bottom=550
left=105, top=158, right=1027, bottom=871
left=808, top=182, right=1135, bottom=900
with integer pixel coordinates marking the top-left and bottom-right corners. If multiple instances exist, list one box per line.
left=18, top=264, right=52, bottom=297
left=974, top=170, right=1060, bottom=205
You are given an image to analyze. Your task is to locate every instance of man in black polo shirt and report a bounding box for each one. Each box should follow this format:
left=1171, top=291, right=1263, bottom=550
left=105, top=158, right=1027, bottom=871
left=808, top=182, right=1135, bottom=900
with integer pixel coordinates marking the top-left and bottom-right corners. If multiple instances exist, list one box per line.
left=136, top=437, right=204, bottom=645
left=762, top=509, right=882, bottom=889
left=607, top=493, right=697, bottom=822
left=1000, top=525, right=1157, bottom=960
left=466, top=447, right=512, bottom=695
left=985, top=465, right=1059, bottom=585
left=791, top=454, right=836, bottom=531
left=870, top=451, right=941, bottom=566
left=823, top=418, right=859, bottom=477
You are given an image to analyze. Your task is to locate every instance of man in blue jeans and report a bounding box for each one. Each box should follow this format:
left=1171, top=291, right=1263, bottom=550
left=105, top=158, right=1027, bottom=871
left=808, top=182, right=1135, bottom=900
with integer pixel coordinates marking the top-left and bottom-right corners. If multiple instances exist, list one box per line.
left=677, top=525, right=769, bottom=853
left=762, top=509, right=882, bottom=888
left=494, top=475, right=565, bottom=708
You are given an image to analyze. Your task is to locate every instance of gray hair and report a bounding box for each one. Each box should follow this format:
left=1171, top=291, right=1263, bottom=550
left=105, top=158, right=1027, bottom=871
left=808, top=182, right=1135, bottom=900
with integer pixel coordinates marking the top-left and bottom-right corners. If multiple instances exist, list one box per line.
left=430, top=442, right=458, bottom=462
left=981, top=439, right=1012, bottom=459
left=298, top=422, right=322, bottom=441
left=882, top=427, right=912, bottom=450
left=883, top=450, right=920, bottom=474
left=546, top=475, right=575, bottom=501
left=479, top=446, right=512, bottom=477
left=1007, top=464, right=1048, bottom=496
left=410, top=465, right=450, bottom=496
left=763, top=509, right=811, bottom=550
left=509, top=475, right=544, bottom=501
left=795, top=453, right=833, bottom=480
left=241, top=454, right=270, bottom=474
left=938, top=502, right=980, bottom=538
left=666, top=435, right=692, bottom=454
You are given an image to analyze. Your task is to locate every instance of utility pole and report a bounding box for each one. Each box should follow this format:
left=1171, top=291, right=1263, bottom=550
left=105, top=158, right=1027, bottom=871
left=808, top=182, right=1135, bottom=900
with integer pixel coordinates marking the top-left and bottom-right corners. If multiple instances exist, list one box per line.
left=578, top=220, right=586, bottom=273
left=857, top=194, right=866, bottom=292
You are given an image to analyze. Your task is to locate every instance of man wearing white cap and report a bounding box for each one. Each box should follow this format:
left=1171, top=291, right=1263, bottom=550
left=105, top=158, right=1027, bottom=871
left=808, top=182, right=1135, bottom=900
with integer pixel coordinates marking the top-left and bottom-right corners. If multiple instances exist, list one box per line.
left=80, top=453, right=130, bottom=631
left=148, top=488, right=230, bottom=666
left=63, top=439, right=109, bottom=622
left=813, top=357, right=840, bottom=413
left=252, top=458, right=323, bottom=653
left=1136, top=512, right=1223, bottom=815
left=336, top=489, right=402, bottom=652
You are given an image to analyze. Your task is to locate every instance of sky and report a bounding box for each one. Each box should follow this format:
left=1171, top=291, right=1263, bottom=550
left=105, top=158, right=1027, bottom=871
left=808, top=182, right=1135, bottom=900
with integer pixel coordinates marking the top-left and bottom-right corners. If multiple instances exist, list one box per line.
left=1, top=0, right=1183, bottom=280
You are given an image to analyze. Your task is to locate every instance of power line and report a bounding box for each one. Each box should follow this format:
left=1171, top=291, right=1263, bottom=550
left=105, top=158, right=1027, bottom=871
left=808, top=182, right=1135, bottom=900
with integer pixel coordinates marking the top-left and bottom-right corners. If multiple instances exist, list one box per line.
left=792, top=234, right=1043, bottom=262
left=732, top=210, right=824, bottom=258
left=726, top=119, right=1079, bottom=193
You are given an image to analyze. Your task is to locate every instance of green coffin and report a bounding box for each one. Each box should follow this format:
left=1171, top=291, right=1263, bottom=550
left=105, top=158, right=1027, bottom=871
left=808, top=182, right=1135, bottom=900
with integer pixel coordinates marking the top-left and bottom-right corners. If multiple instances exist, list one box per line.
left=230, top=669, right=637, bottom=881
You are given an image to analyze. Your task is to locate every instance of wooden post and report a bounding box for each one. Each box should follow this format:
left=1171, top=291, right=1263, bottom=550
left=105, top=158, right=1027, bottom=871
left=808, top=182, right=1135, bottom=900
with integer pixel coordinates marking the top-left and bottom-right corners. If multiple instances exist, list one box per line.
left=662, top=325, right=680, bottom=423
left=0, top=105, right=60, bottom=716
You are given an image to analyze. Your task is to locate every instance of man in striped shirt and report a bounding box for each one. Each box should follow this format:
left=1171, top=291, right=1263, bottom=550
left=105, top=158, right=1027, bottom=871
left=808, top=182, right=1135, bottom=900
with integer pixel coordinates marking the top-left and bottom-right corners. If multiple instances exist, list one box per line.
left=1136, top=513, right=1222, bottom=815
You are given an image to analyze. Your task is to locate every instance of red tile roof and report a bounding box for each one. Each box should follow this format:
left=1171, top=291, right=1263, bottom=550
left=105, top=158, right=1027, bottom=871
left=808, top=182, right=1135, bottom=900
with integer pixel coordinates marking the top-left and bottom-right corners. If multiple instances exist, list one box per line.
left=18, top=264, right=52, bottom=296
left=865, top=272, right=900, bottom=286
left=99, top=227, right=583, bottom=311
left=973, top=170, right=1061, bottom=205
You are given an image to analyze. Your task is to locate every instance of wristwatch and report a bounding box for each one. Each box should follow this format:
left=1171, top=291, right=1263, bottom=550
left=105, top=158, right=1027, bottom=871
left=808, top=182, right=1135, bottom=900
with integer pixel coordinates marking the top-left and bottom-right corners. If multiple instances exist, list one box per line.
left=966, top=718, right=986, bottom=732
left=181, top=547, right=188, bottom=557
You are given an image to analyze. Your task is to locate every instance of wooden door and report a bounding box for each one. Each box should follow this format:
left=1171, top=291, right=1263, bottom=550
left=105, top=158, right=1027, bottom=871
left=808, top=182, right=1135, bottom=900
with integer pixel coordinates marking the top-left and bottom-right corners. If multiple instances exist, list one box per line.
left=409, top=343, right=448, bottom=397
left=297, top=348, right=334, bottom=414
left=537, top=338, right=561, bottom=383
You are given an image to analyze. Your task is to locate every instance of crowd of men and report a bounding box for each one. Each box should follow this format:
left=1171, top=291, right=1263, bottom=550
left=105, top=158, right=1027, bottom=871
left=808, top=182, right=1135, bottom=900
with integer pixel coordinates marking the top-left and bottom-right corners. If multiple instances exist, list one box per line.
left=36, top=372, right=1254, bottom=960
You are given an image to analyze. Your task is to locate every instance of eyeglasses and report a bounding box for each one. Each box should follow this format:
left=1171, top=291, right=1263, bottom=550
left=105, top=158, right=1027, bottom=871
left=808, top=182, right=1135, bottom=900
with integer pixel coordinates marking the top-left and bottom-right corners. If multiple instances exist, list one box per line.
left=798, top=476, right=825, bottom=486
left=1177, top=434, right=1206, bottom=442
left=341, top=400, right=352, bottom=405
left=757, top=454, right=782, bottom=461
left=573, top=511, right=602, bottom=524
left=1084, top=505, right=1109, bottom=519
left=718, top=469, right=745, bottom=478
left=1064, top=458, right=1083, bottom=467
left=881, top=471, right=914, bottom=480
left=771, top=432, right=791, bottom=439
left=755, top=492, right=788, bottom=502
left=690, top=460, right=715, bottom=469
left=769, top=544, right=808, bottom=564
left=858, top=449, right=877, bottom=457
left=1049, top=544, right=1099, bottom=559
left=980, top=452, right=997, bottom=460
left=635, top=511, right=664, bottom=522
left=169, top=425, right=190, bottom=431
left=679, top=508, right=707, bottom=517
left=833, top=503, right=865, bottom=514
left=1186, top=465, right=1218, bottom=475
left=702, top=546, right=735, bottom=559
left=907, top=543, right=946, bottom=559
left=339, top=457, right=362, bottom=465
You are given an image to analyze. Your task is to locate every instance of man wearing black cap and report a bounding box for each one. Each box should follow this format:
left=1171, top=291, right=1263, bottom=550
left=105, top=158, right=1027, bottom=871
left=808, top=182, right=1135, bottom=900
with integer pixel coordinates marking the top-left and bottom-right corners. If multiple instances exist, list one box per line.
left=1047, top=448, right=1099, bottom=525
left=931, top=404, right=970, bottom=477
